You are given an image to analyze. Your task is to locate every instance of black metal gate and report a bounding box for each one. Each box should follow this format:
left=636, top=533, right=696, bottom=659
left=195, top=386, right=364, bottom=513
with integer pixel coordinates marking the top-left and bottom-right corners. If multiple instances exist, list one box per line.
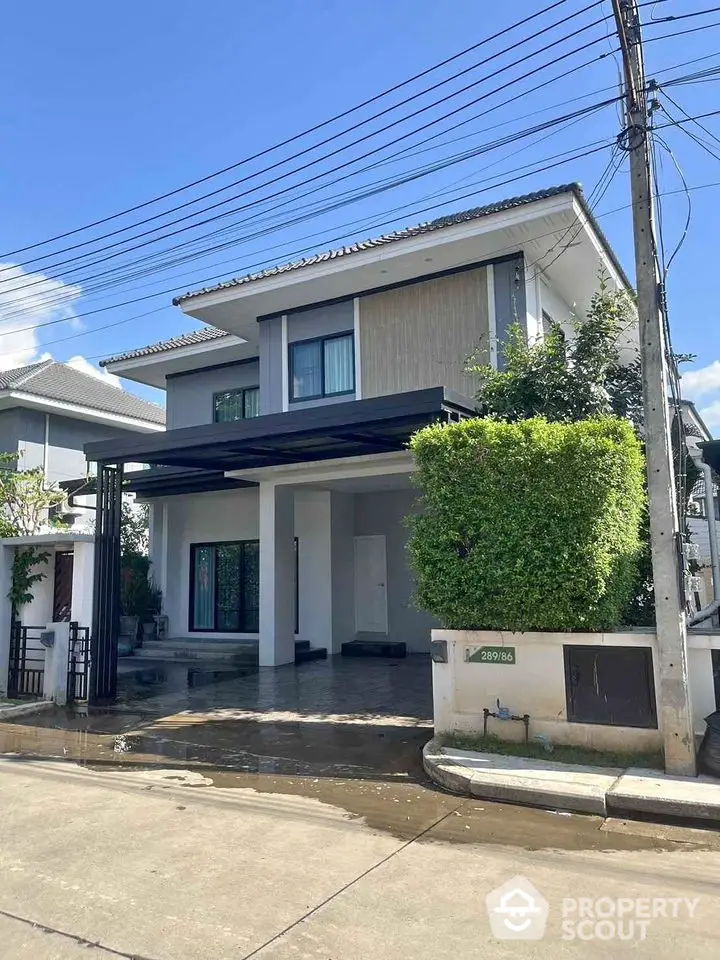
left=7, top=622, right=46, bottom=698
left=67, top=622, right=91, bottom=703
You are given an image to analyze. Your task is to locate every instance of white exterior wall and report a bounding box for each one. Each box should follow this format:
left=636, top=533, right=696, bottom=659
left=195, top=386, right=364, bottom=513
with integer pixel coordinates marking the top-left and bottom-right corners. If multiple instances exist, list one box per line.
left=294, top=489, right=333, bottom=653
left=432, top=629, right=720, bottom=752
left=20, top=552, right=55, bottom=627
left=150, top=480, right=430, bottom=652
left=539, top=275, right=574, bottom=332
left=162, top=488, right=260, bottom=640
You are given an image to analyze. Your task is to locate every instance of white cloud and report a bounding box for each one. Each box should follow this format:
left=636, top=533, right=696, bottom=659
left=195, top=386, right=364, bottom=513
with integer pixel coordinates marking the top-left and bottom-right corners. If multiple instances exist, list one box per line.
left=681, top=360, right=720, bottom=400
left=65, top=354, right=121, bottom=388
left=699, top=401, right=720, bottom=431
left=0, top=262, right=81, bottom=370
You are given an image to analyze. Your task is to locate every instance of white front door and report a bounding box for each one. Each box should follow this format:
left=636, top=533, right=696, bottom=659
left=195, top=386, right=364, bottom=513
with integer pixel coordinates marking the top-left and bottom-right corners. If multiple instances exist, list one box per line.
left=354, top=535, right=388, bottom=633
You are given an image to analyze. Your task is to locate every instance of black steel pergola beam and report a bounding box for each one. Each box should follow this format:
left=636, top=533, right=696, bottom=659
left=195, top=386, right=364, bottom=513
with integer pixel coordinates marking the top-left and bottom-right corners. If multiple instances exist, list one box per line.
left=85, top=387, right=478, bottom=467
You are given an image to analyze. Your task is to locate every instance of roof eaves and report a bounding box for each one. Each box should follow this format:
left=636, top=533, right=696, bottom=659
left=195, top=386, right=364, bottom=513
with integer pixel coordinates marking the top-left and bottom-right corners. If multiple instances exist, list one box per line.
left=172, top=183, right=604, bottom=306
left=99, top=327, right=230, bottom=367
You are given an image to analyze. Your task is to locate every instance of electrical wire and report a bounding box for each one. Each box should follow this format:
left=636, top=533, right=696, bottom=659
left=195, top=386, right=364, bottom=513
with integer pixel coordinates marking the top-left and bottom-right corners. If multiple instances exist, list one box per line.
left=1, top=18, right=619, bottom=297
left=3, top=0, right=668, bottom=265
left=17, top=52, right=710, bottom=318
left=57, top=173, right=720, bottom=366
left=1, top=138, right=618, bottom=339
left=0, top=0, right=577, bottom=261
left=0, top=92, right=621, bottom=318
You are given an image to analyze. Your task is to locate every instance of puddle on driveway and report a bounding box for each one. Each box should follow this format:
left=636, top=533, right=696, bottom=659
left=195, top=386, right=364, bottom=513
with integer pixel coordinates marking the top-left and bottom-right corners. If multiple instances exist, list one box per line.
left=1, top=704, right=718, bottom=854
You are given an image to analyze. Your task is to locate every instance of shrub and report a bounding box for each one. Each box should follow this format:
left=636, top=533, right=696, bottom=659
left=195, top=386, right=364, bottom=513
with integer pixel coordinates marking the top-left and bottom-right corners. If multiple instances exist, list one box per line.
left=407, top=416, right=645, bottom=632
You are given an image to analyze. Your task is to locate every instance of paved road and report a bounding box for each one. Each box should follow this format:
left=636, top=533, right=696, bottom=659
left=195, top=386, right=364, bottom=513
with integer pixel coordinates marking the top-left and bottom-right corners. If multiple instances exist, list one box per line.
left=0, top=756, right=718, bottom=959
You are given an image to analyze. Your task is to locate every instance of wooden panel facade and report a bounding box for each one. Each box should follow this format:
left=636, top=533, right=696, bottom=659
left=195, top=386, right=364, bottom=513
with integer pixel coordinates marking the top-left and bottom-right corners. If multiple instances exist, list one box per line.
left=358, top=267, right=489, bottom=400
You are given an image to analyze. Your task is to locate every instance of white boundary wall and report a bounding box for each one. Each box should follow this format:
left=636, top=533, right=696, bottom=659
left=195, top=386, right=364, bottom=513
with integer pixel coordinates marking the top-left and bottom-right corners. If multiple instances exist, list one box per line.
left=432, top=629, right=720, bottom=753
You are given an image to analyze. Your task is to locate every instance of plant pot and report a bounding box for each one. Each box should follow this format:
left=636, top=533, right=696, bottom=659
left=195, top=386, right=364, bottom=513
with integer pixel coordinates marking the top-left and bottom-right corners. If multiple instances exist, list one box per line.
left=119, top=615, right=139, bottom=641
left=142, top=620, right=156, bottom=642
left=118, top=637, right=135, bottom=657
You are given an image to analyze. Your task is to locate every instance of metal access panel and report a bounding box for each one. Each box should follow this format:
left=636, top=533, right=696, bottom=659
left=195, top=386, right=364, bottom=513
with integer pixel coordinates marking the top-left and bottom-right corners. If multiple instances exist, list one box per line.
left=564, top=644, right=658, bottom=729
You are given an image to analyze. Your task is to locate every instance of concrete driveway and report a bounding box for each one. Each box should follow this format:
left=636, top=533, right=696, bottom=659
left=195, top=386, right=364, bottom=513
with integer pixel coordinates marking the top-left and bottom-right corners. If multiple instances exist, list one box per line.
left=0, top=656, right=718, bottom=958
left=0, top=749, right=719, bottom=958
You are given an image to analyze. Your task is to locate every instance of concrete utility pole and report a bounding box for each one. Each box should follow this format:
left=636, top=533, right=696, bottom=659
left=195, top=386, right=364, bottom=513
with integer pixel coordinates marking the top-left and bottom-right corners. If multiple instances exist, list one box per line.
left=611, top=0, right=696, bottom=775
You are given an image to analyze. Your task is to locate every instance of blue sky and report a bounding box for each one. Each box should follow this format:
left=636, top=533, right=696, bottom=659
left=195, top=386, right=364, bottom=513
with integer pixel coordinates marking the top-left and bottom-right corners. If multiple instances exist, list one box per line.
left=1, top=1, right=719, bottom=423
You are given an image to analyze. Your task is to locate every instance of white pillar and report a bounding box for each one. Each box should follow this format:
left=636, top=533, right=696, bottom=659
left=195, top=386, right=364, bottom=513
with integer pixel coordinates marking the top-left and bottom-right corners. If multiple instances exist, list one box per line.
left=259, top=482, right=296, bottom=666
left=71, top=541, right=95, bottom=628
left=0, top=544, right=15, bottom=696
left=295, top=489, right=332, bottom=652
left=331, top=491, right=356, bottom=654
left=42, top=621, right=70, bottom=705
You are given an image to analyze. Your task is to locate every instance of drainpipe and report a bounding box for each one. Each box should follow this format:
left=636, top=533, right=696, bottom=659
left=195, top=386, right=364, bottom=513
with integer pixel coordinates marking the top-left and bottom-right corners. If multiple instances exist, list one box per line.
left=43, top=412, right=50, bottom=483
left=687, top=439, right=720, bottom=626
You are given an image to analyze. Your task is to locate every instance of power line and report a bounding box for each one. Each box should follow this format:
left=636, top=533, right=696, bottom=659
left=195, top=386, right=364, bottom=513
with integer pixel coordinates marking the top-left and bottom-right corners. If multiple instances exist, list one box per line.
left=1, top=0, right=578, bottom=261
left=0, top=101, right=620, bottom=324
left=1, top=139, right=618, bottom=340
left=0, top=48, right=620, bottom=318
left=16, top=171, right=720, bottom=366
left=2, top=13, right=616, bottom=295
left=0, top=0, right=594, bottom=270
left=37, top=52, right=707, bottom=311
left=4, top=98, right=616, bottom=314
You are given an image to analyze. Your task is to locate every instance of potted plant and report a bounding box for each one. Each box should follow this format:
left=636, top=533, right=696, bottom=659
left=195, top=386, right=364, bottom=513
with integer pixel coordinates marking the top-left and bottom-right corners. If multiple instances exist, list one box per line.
left=119, top=553, right=162, bottom=652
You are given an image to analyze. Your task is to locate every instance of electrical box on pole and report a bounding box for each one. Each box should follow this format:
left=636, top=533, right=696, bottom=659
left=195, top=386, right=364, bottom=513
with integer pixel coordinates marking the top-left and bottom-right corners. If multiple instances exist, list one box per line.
left=611, top=0, right=696, bottom=775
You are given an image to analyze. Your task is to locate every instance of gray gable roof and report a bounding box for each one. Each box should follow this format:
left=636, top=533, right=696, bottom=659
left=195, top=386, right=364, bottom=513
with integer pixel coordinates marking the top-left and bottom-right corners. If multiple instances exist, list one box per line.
left=172, top=182, right=628, bottom=305
left=103, top=183, right=629, bottom=369
left=0, top=359, right=165, bottom=425
left=100, top=326, right=229, bottom=368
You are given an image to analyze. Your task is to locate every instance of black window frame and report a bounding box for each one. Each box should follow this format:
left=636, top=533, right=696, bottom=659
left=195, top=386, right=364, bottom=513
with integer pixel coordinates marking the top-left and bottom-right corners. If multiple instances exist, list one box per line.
left=189, top=540, right=260, bottom=634
left=288, top=331, right=355, bottom=403
left=188, top=538, right=300, bottom=635
left=213, top=385, right=260, bottom=423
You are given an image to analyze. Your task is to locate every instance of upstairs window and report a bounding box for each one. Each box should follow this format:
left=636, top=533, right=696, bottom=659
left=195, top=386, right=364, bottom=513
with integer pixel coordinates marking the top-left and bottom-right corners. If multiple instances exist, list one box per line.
left=214, top=386, right=260, bottom=422
left=289, top=332, right=354, bottom=402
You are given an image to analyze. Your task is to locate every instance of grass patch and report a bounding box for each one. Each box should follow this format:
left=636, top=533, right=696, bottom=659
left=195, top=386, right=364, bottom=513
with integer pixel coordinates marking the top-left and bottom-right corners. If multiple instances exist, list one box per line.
left=441, top=733, right=663, bottom=771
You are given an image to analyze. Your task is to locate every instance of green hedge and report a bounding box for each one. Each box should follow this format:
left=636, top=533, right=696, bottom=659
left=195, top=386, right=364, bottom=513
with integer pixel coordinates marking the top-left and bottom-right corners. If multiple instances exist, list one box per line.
left=407, top=416, right=645, bottom=632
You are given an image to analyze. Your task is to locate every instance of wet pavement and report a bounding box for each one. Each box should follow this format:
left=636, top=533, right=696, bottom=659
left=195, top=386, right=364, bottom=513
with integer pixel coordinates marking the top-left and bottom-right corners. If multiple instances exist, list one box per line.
left=1, top=654, right=719, bottom=854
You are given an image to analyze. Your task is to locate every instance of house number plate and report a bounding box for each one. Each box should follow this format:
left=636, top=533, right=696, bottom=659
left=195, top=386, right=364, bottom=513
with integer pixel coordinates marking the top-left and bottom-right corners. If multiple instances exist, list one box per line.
left=467, top=646, right=516, bottom=664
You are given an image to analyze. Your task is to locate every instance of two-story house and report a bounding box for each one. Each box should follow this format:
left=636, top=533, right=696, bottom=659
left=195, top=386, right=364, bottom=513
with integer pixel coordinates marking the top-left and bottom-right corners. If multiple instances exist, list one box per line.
left=85, top=184, right=633, bottom=698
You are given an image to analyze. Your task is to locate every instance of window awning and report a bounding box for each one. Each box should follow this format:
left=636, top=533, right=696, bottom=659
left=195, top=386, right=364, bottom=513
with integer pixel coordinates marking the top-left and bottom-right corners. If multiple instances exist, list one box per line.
left=84, top=387, right=477, bottom=473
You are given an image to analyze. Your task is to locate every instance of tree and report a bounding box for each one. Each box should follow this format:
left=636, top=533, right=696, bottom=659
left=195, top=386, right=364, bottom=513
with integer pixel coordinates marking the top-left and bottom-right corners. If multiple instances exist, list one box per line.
left=0, top=454, right=67, bottom=617
left=465, top=278, right=697, bottom=627
left=467, top=277, right=642, bottom=428
left=121, top=499, right=149, bottom=558
left=0, top=455, right=66, bottom=537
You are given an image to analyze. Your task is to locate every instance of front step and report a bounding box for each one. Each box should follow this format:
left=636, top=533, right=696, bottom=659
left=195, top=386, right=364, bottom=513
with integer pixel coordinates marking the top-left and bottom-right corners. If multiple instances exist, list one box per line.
left=341, top=639, right=407, bottom=658
left=135, top=639, right=258, bottom=663
left=295, top=645, right=327, bottom=664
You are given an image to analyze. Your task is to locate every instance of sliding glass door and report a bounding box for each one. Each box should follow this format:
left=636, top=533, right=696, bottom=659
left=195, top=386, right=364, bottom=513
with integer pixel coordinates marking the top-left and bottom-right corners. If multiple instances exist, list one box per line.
left=190, top=541, right=260, bottom=633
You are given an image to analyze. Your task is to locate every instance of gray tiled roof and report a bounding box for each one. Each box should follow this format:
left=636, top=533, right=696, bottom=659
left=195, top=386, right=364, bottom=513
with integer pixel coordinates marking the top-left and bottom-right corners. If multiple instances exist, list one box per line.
left=100, top=326, right=230, bottom=367
left=105, top=183, right=629, bottom=368
left=0, top=359, right=165, bottom=425
left=173, top=183, right=604, bottom=305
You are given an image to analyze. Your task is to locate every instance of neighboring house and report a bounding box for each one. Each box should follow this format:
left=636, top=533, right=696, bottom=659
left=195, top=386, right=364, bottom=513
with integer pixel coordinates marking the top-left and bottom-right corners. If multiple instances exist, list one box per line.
left=681, top=399, right=718, bottom=615
left=0, top=359, right=165, bottom=485
left=0, top=360, right=164, bottom=628
left=85, top=183, right=634, bottom=688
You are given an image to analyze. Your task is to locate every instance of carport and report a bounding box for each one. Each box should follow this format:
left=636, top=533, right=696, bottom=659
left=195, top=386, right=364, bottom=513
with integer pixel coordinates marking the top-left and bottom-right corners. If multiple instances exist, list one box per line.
left=83, top=387, right=476, bottom=703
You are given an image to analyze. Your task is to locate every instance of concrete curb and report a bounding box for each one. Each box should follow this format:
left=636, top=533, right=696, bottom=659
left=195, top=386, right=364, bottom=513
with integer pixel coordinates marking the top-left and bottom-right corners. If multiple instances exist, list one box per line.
left=423, top=738, right=720, bottom=822
left=0, top=700, right=54, bottom=721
